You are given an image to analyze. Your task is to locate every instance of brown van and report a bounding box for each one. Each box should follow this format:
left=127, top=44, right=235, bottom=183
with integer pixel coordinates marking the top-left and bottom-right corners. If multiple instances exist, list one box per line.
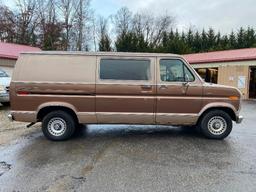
left=8, top=52, right=243, bottom=141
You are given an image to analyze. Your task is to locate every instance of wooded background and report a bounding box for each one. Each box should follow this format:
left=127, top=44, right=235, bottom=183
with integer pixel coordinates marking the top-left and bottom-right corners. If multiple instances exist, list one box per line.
left=0, top=0, right=256, bottom=53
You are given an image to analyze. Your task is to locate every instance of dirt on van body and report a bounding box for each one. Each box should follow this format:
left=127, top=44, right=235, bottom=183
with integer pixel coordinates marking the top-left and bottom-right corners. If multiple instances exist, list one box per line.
left=0, top=102, right=256, bottom=192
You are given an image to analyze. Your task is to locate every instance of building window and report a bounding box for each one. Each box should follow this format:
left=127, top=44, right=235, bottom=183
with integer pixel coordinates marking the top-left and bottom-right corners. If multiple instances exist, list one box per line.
left=196, top=68, right=218, bottom=84
left=100, top=59, right=151, bottom=81
left=249, top=67, right=256, bottom=98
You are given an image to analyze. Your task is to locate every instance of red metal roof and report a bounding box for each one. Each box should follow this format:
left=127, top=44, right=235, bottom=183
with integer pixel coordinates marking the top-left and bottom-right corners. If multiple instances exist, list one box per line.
left=183, top=48, right=256, bottom=64
left=0, top=42, right=41, bottom=60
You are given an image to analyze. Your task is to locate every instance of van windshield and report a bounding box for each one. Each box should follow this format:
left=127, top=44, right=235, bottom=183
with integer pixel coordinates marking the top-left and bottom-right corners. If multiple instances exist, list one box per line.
left=0, top=70, right=9, bottom=77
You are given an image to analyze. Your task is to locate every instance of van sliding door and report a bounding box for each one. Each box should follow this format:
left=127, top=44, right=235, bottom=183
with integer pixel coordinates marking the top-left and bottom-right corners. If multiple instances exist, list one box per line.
left=96, top=57, right=156, bottom=124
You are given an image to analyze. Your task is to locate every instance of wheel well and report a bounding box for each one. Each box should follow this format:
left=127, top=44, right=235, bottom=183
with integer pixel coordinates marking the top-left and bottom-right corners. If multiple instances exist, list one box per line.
left=37, top=106, right=78, bottom=123
left=197, top=107, right=236, bottom=124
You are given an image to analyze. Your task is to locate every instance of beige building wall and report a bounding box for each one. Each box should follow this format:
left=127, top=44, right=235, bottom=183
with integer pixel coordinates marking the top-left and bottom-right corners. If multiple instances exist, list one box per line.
left=0, top=58, right=16, bottom=75
left=218, top=65, right=249, bottom=99
left=191, top=60, right=256, bottom=99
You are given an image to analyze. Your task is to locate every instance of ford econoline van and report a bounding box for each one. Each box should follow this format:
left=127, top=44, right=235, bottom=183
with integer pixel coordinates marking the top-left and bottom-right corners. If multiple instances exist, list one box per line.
left=8, top=52, right=243, bottom=141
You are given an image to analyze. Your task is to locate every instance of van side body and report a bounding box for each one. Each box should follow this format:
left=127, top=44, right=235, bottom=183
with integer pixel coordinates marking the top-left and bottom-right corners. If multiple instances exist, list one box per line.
left=9, top=52, right=243, bottom=140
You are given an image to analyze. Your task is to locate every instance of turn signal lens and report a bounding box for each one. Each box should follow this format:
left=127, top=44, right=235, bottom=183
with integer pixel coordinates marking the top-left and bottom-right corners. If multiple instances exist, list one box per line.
left=229, top=96, right=239, bottom=100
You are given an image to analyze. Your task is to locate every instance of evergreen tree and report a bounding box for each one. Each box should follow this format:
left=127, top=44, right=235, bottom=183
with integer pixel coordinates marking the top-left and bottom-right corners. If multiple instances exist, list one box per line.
left=160, top=32, right=169, bottom=52
left=115, top=32, right=149, bottom=52
left=186, top=29, right=194, bottom=50
left=193, top=31, right=202, bottom=52
left=215, top=32, right=221, bottom=50
left=220, top=35, right=230, bottom=50
left=99, top=34, right=112, bottom=51
left=245, top=27, right=255, bottom=47
left=237, top=27, right=246, bottom=48
left=201, top=29, right=208, bottom=51
left=229, top=31, right=236, bottom=49
left=207, top=28, right=216, bottom=51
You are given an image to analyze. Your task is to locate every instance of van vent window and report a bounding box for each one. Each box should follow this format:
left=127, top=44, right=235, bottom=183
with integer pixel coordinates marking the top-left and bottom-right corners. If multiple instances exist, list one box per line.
left=100, top=59, right=151, bottom=81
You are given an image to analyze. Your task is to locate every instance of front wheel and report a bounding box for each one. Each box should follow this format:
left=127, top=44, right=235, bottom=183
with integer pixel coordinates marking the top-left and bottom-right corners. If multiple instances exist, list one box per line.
left=42, top=110, right=76, bottom=141
left=198, top=110, right=232, bottom=140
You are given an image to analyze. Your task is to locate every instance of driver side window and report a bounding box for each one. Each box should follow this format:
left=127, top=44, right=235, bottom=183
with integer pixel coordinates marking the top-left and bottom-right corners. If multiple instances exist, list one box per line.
left=160, top=59, right=194, bottom=82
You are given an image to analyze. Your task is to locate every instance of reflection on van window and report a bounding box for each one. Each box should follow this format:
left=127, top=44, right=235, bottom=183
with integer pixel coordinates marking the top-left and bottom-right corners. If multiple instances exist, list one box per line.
left=100, top=59, right=151, bottom=80
left=0, top=70, right=9, bottom=77
left=160, top=59, right=194, bottom=82
left=184, top=65, right=195, bottom=82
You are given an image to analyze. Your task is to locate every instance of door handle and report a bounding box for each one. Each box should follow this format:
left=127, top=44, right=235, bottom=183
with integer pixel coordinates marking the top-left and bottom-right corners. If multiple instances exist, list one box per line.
left=159, top=85, right=167, bottom=89
left=141, top=85, right=152, bottom=90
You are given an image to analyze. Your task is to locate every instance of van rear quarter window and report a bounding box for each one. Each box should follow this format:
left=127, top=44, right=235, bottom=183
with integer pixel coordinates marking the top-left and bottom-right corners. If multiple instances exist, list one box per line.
left=100, top=59, right=151, bottom=81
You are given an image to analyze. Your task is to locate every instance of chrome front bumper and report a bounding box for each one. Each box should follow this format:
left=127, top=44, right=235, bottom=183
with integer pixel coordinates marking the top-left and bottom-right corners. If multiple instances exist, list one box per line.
left=8, top=114, right=13, bottom=121
left=236, top=115, right=243, bottom=124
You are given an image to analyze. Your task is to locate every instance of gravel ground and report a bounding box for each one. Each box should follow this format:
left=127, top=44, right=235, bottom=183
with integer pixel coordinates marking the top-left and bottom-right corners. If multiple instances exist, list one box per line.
left=0, top=101, right=255, bottom=192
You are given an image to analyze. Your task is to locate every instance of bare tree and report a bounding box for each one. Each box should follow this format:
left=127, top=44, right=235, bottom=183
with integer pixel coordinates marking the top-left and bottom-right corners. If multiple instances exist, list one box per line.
left=153, top=14, right=174, bottom=45
left=132, top=11, right=175, bottom=46
left=91, top=13, right=97, bottom=51
left=112, top=7, right=132, bottom=35
left=0, top=5, right=16, bottom=42
left=37, top=0, right=64, bottom=50
left=0, top=0, right=39, bottom=45
left=15, top=0, right=39, bottom=45
left=56, top=0, right=92, bottom=51
left=37, top=0, right=57, bottom=25
left=113, top=7, right=175, bottom=50
left=56, top=0, right=77, bottom=50
left=72, top=0, right=92, bottom=51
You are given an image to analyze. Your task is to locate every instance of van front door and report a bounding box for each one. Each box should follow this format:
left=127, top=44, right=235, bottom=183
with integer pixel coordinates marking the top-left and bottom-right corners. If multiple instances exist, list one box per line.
left=96, top=57, right=156, bottom=124
left=156, top=58, right=200, bottom=125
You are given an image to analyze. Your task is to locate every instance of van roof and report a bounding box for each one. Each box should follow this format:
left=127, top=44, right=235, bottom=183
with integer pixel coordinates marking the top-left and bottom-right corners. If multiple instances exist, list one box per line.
left=20, top=51, right=181, bottom=58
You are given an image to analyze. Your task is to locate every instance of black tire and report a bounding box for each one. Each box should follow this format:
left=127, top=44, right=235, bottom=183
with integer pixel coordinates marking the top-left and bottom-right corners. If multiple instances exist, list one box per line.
left=42, top=110, right=76, bottom=141
left=1, top=102, right=10, bottom=106
left=198, top=110, right=232, bottom=140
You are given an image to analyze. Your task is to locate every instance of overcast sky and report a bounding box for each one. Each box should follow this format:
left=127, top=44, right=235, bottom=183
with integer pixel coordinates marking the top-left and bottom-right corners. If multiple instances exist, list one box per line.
left=92, top=0, right=256, bottom=33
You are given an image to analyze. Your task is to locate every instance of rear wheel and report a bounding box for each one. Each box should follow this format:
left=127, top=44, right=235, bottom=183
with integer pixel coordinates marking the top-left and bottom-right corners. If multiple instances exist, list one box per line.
left=42, top=110, right=76, bottom=141
left=198, top=110, right=232, bottom=140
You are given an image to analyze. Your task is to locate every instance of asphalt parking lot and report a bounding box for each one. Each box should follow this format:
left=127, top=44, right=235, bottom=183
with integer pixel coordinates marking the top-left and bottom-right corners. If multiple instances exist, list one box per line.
left=0, top=101, right=256, bottom=192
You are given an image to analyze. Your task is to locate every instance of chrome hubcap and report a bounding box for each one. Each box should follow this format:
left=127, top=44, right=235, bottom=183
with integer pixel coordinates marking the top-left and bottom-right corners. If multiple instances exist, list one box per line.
left=208, top=116, right=227, bottom=135
left=47, top=117, right=67, bottom=137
